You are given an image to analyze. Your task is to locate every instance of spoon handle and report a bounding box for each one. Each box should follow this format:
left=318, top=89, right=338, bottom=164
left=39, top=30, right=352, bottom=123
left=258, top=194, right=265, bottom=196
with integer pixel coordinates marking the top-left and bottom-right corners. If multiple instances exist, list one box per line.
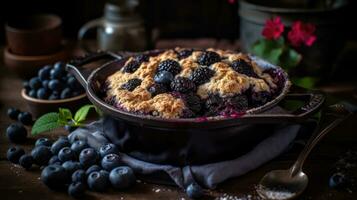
left=290, top=110, right=349, bottom=177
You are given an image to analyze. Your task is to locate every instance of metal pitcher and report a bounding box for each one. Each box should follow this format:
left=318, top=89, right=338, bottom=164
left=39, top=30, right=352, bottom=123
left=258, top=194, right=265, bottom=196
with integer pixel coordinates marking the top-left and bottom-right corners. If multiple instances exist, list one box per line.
left=78, top=0, right=148, bottom=52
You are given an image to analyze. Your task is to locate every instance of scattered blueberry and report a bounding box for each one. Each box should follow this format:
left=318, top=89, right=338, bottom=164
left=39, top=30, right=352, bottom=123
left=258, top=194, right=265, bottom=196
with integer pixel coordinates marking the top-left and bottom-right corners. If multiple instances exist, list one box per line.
left=186, top=183, right=204, bottom=199
left=99, top=170, right=109, bottom=179
left=79, top=148, right=99, bottom=168
left=58, top=147, right=76, bottom=162
left=68, top=182, right=86, bottom=198
left=109, top=166, right=136, bottom=189
left=87, top=171, right=109, bottom=192
left=72, top=169, right=86, bottom=183
left=35, top=138, right=52, bottom=147
left=329, top=172, right=350, bottom=189
left=62, top=161, right=81, bottom=175
left=37, top=88, right=50, bottom=99
left=99, top=143, right=119, bottom=158
left=7, top=107, right=20, bottom=120
left=71, top=140, right=89, bottom=155
left=7, top=146, right=25, bottom=164
left=60, top=88, right=72, bottom=99
left=49, top=155, right=61, bottom=165
left=51, top=138, right=70, bottom=155
left=41, top=164, right=70, bottom=190
left=101, top=154, right=122, bottom=171
left=6, top=123, right=27, bottom=143
left=29, top=77, right=42, bottom=89
left=19, top=154, right=34, bottom=170
left=85, top=165, right=102, bottom=176
left=31, top=146, right=52, bottom=166
left=17, top=112, right=33, bottom=126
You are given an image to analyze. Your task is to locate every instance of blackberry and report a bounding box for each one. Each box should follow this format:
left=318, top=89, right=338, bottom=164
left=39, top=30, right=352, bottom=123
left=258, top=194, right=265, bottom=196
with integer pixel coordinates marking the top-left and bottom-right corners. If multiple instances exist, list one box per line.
left=122, top=60, right=140, bottom=73
left=133, top=54, right=149, bottom=63
left=231, top=59, right=257, bottom=77
left=148, top=83, right=168, bottom=96
left=205, top=94, right=223, bottom=111
left=189, top=67, right=215, bottom=85
left=176, top=49, right=193, bottom=59
left=197, top=51, right=221, bottom=66
left=120, top=78, right=142, bottom=91
left=157, top=59, right=181, bottom=75
left=182, top=93, right=202, bottom=113
left=170, top=77, right=196, bottom=93
left=225, top=95, right=249, bottom=111
left=251, top=91, right=271, bottom=106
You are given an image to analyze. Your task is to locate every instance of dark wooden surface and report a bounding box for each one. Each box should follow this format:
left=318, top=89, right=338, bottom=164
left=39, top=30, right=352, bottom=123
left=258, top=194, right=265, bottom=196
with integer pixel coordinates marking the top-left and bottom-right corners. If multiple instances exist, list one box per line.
left=1, top=47, right=357, bottom=200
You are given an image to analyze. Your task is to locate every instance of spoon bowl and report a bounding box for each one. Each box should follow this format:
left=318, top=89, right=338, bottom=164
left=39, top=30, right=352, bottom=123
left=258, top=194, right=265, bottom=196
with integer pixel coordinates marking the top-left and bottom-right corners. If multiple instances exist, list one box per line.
left=257, top=169, right=308, bottom=199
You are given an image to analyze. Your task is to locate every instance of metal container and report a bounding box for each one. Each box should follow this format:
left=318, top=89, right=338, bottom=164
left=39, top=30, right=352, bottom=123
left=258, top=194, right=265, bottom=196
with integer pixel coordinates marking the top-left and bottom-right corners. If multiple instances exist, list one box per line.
left=239, top=0, right=348, bottom=79
left=78, top=0, right=148, bottom=52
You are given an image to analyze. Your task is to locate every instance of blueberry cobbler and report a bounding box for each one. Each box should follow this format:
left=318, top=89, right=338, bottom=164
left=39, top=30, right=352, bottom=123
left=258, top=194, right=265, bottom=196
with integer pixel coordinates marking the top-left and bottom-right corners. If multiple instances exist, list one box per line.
left=103, top=48, right=287, bottom=119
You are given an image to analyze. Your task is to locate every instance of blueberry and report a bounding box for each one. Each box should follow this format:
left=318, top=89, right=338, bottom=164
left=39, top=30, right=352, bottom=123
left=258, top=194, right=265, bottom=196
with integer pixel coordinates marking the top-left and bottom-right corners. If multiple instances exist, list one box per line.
left=60, top=88, right=72, bottom=99
left=49, top=155, right=61, bottom=165
left=51, top=138, right=70, bottom=155
left=99, top=143, right=119, bottom=158
left=29, top=77, right=42, bottom=89
left=186, top=183, right=204, bottom=199
left=41, top=164, right=70, bottom=190
left=71, top=140, right=89, bottom=155
left=54, top=61, right=65, bottom=71
left=72, top=169, right=86, bottom=183
left=36, top=88, right=50, bottom=99
left=49, top=92, right=60, bottom=100
left=6, top=123, right=27, bottom=143
left=48, top=79, right=62, bottom=91
left=31, top=146, right=52, bottom=166
left=17, top=112, right=33, bottom=126
left=35, top=138, right=52, bottom=147
left=42, top=80, right=50, bottom=89
left=62, top=161, right=81, bottom=174
left=99, top=170, right=109, bottom=179
left=154, top=71, right=174, bottom=85
left=101, top=154, right=122, bottom=171
left=50, top=68, right=64, bottom=80
left=58, top=147, right=76, bottom=162
left=7, top=107, right=20, bottom=120
left=109, top=166, right=136, bottom=189
left=329, top=172, right=350, bottom=189
left=23, top=81, right=31, bottom=92
left=65, top=125, right=77, bottom=132
left=28, top=89, right=37, bottom=98
left=87, top=171, right=109, bottom=192
left=79, top=148, right=99, bottom=168
left=7, top=146, right=25, bottom=164
left=68, top=182, right=86, bottom=198
left=19, top=154, right=34, bottom=170
left=85, top=165, right=102, bottom=176
left=38, top=67, right=51, bottom=81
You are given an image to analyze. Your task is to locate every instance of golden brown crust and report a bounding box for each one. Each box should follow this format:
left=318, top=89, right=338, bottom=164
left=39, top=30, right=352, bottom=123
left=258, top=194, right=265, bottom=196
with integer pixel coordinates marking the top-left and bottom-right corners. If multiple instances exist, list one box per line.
left=105, top=48, right=278, bottom=119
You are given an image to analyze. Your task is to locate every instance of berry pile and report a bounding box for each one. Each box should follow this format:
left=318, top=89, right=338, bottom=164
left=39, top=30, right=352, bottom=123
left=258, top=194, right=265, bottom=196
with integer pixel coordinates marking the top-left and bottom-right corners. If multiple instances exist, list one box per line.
left=7, top=138, right=137, bottom=198
left=24, top=61, right=84, bottom=100
left=6, top=107, right=34, bottom=143
left=329, top=151, right=357, bottom=192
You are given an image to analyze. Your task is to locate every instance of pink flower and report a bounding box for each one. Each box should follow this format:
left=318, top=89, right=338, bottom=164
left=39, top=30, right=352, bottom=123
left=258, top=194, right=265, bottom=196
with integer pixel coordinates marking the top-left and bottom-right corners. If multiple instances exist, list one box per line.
left=288, top=21, right=317, bottom=47
left=262, top=17, right=285, bottom=40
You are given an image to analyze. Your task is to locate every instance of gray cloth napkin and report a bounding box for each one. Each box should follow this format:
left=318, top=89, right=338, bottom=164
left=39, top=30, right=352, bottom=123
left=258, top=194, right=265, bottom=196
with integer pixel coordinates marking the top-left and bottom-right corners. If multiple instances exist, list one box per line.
left=68, top=118, right=302, bottom=189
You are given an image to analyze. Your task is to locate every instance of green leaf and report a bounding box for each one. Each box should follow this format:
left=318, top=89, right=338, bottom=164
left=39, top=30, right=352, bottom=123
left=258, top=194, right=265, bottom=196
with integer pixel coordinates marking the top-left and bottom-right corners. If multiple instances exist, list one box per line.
left=31, top=113, right=62, bottom=135
left=74, top=105, right=95, bottom=123
left=279, top=47, right=301, bottom=69
left=251, top=38, right=284, bottom=65
left=292, top=77, right=319, bottom=89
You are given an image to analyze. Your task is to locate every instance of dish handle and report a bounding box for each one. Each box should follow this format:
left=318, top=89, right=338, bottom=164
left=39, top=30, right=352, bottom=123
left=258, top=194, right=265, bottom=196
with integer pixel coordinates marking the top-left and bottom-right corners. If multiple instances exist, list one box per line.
left=66, top=51, right=124, bottom=88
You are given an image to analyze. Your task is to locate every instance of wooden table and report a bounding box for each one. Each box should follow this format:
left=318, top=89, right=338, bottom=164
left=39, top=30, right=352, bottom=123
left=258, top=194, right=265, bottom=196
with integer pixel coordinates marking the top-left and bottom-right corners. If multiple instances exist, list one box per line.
left=1, top=50, right=357, bottom=200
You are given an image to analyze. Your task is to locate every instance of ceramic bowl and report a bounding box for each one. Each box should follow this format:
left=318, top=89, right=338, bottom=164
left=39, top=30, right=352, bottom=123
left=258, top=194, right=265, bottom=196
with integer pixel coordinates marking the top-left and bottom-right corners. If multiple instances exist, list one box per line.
left=21, top=89, right=88, bottom=118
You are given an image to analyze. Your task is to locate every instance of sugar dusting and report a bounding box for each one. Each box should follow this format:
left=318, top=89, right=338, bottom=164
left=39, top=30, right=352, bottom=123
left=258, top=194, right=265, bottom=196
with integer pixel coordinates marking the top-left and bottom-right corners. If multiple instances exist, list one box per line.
left=256, top=185, right=295, bottom=200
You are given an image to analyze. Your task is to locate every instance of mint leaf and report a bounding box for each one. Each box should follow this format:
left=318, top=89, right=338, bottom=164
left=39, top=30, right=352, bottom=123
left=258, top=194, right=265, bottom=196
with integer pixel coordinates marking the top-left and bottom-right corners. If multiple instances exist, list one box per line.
left=292, top=77, right=318, bottom=89
left=31, top=113, right=62, bottom=135
left=280, top=48, right=301, bottom=69
left=251, top=38, right=284, bottom=65
left=74, top=105, right=95, bottom=123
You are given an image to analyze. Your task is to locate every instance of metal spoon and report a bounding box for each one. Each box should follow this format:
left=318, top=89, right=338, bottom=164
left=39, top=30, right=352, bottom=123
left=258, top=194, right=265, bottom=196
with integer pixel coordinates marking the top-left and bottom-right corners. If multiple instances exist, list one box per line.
left=256, top=104, right=351, bottom=200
